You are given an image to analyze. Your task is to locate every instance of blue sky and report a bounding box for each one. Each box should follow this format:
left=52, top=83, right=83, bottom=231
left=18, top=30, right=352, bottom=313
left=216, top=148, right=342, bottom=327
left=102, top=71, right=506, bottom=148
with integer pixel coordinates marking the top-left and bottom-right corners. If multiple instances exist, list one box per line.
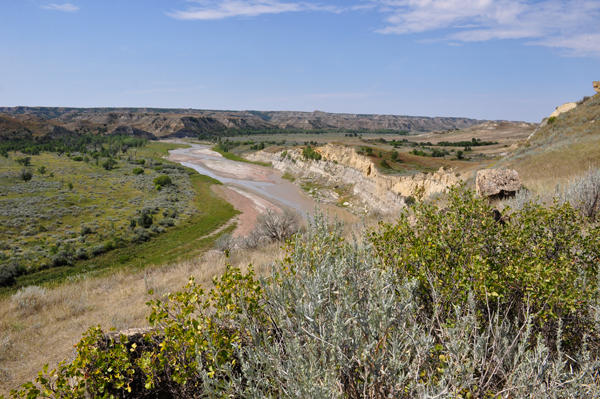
left=0, top=1, right=598, bottom=122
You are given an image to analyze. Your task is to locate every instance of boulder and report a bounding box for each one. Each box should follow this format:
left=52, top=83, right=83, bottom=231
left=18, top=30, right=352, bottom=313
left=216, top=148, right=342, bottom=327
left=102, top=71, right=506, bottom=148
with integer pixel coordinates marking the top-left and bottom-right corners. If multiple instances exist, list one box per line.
left=476, top=169, right=521, bottom=199
left=549, top=102, right=577, bottom=118
left=594, top=81, right=600, bottom=93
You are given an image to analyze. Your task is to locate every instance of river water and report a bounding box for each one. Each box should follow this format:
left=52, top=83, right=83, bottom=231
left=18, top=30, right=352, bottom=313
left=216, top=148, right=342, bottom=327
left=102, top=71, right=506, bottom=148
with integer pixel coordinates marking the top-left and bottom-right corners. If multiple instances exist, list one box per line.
left=167, top=143, right=356, bottom=223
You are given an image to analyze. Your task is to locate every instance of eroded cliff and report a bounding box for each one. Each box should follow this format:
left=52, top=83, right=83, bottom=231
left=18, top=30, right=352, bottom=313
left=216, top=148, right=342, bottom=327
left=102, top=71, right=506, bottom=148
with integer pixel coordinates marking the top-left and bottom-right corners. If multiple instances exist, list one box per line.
left=248, top=144, right=463, bottom=214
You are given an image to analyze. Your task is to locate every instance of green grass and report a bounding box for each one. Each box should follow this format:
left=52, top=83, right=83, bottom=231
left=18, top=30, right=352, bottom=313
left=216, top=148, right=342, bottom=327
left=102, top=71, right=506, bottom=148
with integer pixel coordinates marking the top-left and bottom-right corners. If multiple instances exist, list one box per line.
left=211, top=146, right=271, bottom=167
left=0, top=142, right=239, bottom=294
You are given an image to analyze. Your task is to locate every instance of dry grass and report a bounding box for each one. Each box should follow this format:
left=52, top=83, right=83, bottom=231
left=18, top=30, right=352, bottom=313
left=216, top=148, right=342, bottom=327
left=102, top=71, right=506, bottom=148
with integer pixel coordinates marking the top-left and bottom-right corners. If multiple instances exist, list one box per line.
left=0, top=243, right=286, bottom=395
left=497, top=93, right=600, bottom=194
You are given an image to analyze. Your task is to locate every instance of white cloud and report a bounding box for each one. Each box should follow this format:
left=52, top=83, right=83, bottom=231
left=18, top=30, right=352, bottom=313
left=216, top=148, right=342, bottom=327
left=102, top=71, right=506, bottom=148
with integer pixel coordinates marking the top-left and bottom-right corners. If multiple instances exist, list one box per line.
left=167, top=0, right=342, bottom=20
left=41, top=3, right=80, bottom=12
left=370, top=0, right=600, bottom=57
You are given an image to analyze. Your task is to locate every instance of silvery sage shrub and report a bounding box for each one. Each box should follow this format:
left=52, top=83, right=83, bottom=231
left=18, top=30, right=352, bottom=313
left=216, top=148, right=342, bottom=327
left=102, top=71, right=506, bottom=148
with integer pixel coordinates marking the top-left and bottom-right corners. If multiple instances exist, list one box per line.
left=7, top=203, right=600, bottom=398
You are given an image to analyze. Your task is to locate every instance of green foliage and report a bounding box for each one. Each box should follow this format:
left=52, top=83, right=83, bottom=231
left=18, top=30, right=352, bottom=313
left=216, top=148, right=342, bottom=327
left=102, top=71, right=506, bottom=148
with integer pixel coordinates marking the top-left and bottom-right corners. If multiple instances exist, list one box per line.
left=131, top=167, right=144, bottom=175
left=379, top=159, right=391, bottom=169
left=390, top=149, right=399, bottom=161
left=152, top=175, right=172, bottom=187
left=72, top=156, right=84, bottom=162
left=37, top=165, right=46, bottom=175
left=67, top=182, right=73, bottom=190
left=101, top=158, right=117, bottom=170
left=19, top=169, right=32, bottom=182
left=548, top=116, right=557, bottom=124
left=302, top=146, right=322, bottom=161
left=137, top=212, right=153, bottom=229
left=15, top=157, right=31, bottom=166
left=370, top=185, right=600, bottom=325
left=457, top=150, right=464, bottom=159
left=11, top=207, right=600, bottom=398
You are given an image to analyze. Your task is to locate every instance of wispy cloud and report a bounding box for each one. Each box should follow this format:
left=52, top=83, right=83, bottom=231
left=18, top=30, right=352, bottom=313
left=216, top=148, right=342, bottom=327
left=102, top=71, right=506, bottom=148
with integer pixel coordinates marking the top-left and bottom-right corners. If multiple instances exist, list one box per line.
left=41, top=3, right=80, bottom=12
left=305, top=92, right=388, bottom=99
left=167, top=0, right=342, bottom=20
left=369, top=0, right=600, bottom=57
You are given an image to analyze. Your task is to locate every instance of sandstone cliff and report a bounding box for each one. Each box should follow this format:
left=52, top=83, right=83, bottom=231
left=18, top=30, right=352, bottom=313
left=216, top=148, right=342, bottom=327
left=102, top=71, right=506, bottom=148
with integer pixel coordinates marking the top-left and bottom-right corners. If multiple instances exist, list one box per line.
left=248, top=144, right=463, bottom=214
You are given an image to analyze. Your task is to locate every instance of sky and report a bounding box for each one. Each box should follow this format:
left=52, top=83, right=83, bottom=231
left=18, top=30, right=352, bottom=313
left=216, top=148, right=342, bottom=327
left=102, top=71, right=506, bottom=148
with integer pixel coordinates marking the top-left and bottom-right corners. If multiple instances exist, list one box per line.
left=0, top=1, right=599, bottom=122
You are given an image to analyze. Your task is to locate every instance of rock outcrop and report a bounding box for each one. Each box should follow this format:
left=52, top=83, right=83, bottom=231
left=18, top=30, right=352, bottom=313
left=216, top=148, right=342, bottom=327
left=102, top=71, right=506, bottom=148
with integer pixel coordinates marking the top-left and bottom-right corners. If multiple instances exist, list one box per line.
left=476, top=169, right=521, bottom=199
left=594, top=81, right=600, bottom=93
left=248, top=144, right=463, bottom=214
left=550, top=103, right=577, bottom=118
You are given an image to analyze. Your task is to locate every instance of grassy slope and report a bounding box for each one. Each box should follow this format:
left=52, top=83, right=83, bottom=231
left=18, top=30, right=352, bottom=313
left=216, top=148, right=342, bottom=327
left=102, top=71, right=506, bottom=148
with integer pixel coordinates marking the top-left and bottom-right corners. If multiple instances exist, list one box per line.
left=210, top=145, right=271, bottom=167
left=0, top=142, right=238, bottom=294
left=497, top=93, right=600, bottom=191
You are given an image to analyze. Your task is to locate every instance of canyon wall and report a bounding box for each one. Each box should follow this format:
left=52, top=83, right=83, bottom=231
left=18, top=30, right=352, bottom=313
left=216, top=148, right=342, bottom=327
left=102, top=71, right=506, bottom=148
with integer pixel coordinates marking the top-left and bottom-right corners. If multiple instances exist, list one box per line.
left=248, top=144, right=463, bottom=214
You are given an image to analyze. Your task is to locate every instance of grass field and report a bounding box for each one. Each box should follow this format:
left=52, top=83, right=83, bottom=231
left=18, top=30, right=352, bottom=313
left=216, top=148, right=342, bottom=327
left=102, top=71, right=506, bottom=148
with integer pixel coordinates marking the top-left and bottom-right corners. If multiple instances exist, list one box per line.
left=210, top=145, right=270, bottom=166
left=0, top=142, right=238, bottom=295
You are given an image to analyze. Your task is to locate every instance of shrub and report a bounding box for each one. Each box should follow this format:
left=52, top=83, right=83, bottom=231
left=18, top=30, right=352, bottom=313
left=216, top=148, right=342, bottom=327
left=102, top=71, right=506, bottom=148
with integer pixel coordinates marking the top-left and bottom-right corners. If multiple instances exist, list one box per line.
left=302, top=146, right=322, bottom=161
left=12, top=208, right=600, bottom=399
left=132, top=228, right=150, bottom=242
left=132, top=167, right=144, bottom=175
left=255, top=207, right=301, bottom=242
left=51, top=251, right=73, bottom=267
left=11, top=286, right=46, bottom=314
left=72, top=156, right=84, bottom=162
left=548, top=116, right=557, bottom=124
left=153, top=175, right=172, bottom=187
left=138, top=212, right=153, bottom=228
left=0, top=263, right=21, bottom=287
left=371, top=184, right=600, bottom=344
left=90, top=244, right=107, bottom=257
left=390, top=149, right=399, bottom=161
left=102, top=158, right=117, bottom=170
left=80, top=226, right=94, bottom=236
left=153, top=166, right=163, bottom=171
left=379, top=159, right=391, bottom=169
left=158, top=218, right=175, bottom=227
left=37, top=165, right=46, bottom=175
left=20, top=169, right=32, bottom=182
left=15, top=157, right=31, bottom=166
left=560, top=166, right=600, bottom=222
left=75, top=248, right=89, bottom=260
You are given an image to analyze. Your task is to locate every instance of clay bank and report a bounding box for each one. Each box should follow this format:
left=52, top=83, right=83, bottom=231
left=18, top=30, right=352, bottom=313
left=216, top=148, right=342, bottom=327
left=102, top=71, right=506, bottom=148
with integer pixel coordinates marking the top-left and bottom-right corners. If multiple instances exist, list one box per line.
left=247, top=144, right=465, bottom=214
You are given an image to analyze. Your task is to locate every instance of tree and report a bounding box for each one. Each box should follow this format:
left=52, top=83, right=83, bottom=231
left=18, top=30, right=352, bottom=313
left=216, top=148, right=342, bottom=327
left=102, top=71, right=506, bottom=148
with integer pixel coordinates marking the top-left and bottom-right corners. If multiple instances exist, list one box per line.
left=390, top=150, right=399, bottom=162
left=20, top=169, right=32, bottom=181
left=15, top=157, right=31, bottom=166
left=457, top=150, right=464, bottom=160
left=102, top=158, right=117, bottom=170
left=37, top=166, right=47, bottom=175
left=68, top=182, right=73, bottom=190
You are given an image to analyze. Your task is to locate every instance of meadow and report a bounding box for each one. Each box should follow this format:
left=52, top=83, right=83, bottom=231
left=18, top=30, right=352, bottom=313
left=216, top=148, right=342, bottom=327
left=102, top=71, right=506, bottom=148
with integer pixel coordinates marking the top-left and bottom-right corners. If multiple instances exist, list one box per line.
left=0, top=142, right=238, bottom=294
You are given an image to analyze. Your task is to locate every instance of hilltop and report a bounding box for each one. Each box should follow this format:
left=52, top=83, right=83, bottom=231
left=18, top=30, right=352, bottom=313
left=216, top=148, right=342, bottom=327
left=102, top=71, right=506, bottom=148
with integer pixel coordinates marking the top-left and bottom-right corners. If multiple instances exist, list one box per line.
left=0, top=107, right=514, bottom=141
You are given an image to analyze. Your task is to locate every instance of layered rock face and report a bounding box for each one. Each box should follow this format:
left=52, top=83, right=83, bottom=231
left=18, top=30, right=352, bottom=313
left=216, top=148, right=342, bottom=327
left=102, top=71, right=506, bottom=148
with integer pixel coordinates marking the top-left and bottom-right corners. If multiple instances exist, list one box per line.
left=248, top=144, right=463, bottom=214
left=594, top=81, right=600, bottom=93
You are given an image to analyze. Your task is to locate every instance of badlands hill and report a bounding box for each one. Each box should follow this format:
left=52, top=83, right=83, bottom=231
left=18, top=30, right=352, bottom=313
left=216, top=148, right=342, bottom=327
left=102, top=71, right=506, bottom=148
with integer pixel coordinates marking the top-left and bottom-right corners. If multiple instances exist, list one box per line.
left=0, top=106, right=505, bottom=141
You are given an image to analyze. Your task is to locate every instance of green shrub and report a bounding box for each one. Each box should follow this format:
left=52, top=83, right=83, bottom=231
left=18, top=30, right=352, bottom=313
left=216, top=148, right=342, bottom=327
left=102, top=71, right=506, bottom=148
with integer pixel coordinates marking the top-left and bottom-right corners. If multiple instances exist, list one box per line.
left=72, top=156, right=84, bottom=162
left=302, top=146, right=322, bottom=161
left=370, top=185, right=600, bottom=329
left=15, top=157, right=31, bottom=166
left=11, top=208, right=600, bottom=398
left=20, top=169, right=32, bottom=181
left=132, top=167, right=144, bottom=175
left=153, top=175, right=172, bottom=187
left=153, top=166, right=163, bottom=171
left=379, top=159, right=391, bottom=169
left=548, top=116, right=557, bottom=124
left=138, top=212, right=153, bottom=228
left=102, top=158, right=117, bottom=170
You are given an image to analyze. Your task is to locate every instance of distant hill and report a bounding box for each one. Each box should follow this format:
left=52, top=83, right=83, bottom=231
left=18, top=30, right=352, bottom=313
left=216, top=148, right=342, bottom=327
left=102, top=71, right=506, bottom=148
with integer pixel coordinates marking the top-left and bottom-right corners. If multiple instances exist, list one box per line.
left=0, top=107, right=505, bottom=140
